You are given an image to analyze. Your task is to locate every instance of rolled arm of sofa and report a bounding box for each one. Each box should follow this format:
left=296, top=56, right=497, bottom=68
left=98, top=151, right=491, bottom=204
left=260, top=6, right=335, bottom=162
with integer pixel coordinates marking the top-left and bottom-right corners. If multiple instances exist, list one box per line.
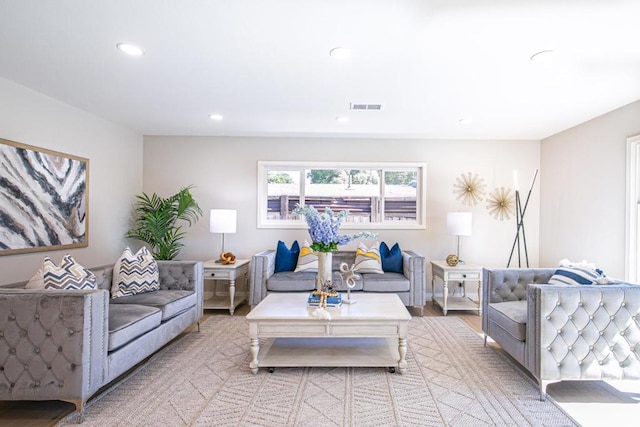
left=250, top=250, right=276, bottom=306
left=0, top=288, right=109, bottom=408
left=527, top=283, right=640, bottom=386
left=403, top=250, right=425, bottom=307
left=157, top=260, right=204, bottom=320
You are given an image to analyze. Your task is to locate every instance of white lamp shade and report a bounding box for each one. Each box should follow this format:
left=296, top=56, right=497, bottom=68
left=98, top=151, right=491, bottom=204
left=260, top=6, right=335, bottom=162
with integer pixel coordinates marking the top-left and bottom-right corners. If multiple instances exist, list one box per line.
left=209, top=209, right=237, bottom=234
left=446, top=212, right=472, bottom=236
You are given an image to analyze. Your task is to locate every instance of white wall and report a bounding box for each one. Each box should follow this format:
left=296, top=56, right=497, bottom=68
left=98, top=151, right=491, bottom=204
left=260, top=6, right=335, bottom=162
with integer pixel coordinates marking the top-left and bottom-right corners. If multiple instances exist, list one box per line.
left=540, top=100, right=640, bottom=279
left=143, top=136, right=541, bottom=297
left=0, top=77, right=143, bottom=284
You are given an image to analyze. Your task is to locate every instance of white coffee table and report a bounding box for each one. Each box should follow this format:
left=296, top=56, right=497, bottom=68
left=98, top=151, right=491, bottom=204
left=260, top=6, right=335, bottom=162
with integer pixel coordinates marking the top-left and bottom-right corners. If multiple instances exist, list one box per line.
left=245, top=293, right=412, bottom=374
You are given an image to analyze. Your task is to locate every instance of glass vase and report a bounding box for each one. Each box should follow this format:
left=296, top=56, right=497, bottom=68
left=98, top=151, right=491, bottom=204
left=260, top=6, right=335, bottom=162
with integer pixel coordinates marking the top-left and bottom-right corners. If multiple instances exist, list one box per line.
left=316, top=251, right=333, bottom=292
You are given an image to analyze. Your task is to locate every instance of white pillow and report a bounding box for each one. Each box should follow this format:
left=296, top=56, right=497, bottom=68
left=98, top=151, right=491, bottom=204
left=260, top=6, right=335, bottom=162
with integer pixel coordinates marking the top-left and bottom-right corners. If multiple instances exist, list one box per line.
left=354, top=242, right=384, bottom=274
left=111, top=247, right=160, bottom=298
left=294, top=240, right=318, bottom=272
left=26, top=254, right=97, bottom=290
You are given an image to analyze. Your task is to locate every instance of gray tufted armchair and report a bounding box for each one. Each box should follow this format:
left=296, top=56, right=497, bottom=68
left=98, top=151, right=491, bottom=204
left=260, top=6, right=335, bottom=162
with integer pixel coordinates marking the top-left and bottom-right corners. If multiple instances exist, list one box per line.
left=483, top=268, right=640, bottom=400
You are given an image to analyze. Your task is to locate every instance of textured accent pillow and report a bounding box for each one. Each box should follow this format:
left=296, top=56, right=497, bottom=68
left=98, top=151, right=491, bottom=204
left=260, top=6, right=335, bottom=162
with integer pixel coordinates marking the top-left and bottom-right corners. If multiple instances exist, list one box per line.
left=380, top=242, right=403, bottom=273
left=26, top=254, right=97, bottom=290
left=274, top=240, right=300, bottom=273
left=295, top=240, right=318, bottom=272
left=354, top=242, right=384, bottom=274
left=111, top=247, right=160, bottom=298
left=548, top=266, right=604, bottom=286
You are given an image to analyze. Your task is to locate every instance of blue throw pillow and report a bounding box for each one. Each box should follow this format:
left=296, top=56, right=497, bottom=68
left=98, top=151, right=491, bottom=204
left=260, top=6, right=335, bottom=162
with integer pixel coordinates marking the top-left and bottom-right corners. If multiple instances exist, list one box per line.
left=274, top=240, right=300, bottom=273
left=380, top=242, right=403, bottom=273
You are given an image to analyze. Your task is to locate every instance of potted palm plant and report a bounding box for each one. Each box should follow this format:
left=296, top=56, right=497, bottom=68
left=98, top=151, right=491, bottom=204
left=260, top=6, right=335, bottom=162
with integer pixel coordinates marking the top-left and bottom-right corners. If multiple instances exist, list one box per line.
left=126, top=186, right=202, bottom=260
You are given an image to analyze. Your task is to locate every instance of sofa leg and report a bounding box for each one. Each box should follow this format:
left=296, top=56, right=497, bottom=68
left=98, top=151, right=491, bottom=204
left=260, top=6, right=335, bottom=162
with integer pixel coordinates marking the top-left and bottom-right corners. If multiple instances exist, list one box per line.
left=71, top=399, right=85, bottom=423
left=412, top=306, right=424, bottom=317
left=197, top=321, right=200, bottom=333
left=483, top=334, right=487, bottom=346
left=539, top=380, right=550, bottom=401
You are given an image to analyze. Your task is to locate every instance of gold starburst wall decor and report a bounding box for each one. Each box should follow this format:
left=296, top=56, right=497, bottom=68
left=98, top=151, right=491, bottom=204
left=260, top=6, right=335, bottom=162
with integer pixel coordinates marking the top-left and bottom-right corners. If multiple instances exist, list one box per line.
left=453, top=172, right=486, bottom=206
left=486, top=187, right=515, bottom=221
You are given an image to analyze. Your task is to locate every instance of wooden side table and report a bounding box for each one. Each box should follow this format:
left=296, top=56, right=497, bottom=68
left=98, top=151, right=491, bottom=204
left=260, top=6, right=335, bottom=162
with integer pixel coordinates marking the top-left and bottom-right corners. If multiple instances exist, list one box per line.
left=430, top=261, right=482, bottom=316
left=202, top=259, right=250, bottom=315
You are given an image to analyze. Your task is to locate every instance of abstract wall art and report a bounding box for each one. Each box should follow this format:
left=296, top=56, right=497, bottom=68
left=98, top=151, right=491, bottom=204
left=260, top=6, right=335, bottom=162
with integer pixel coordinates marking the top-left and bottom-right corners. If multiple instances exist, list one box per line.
left=0, top=138, right=89, bottom=255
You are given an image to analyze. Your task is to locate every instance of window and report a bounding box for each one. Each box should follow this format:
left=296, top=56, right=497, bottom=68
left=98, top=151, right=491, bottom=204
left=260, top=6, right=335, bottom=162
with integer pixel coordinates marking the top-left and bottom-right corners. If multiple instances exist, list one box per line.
left=258, top=161, right=426, bottom=229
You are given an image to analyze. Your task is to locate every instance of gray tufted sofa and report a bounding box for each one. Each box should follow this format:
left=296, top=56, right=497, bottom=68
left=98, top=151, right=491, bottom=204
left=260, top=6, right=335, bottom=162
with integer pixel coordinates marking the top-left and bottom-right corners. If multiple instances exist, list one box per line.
left=250, top=250, right=425, bottom=314
left=0, top=260, right=203, bottom=420
left=483, top=268, right=640, bottom=399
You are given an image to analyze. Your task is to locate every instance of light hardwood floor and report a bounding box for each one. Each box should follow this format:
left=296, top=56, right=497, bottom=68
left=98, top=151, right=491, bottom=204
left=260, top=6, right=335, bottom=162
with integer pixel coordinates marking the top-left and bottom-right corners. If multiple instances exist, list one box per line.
left=0, top=302, right=485, bottom=426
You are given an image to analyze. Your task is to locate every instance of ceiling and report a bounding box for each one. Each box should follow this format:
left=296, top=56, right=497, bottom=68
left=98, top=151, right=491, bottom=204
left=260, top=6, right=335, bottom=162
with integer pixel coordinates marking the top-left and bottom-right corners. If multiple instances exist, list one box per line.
left=0, top=0, right=639, bottom=140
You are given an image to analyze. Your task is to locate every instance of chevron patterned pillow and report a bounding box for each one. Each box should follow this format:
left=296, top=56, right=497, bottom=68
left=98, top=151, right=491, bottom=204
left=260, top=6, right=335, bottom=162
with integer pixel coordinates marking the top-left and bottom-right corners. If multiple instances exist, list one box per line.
left=294, top=240, right=318, bottom=272
left=27, top=254, right=97, bottom=290
left=111, top=247, right=160, bottom=298
left=353, top=241, right=384, bottom=274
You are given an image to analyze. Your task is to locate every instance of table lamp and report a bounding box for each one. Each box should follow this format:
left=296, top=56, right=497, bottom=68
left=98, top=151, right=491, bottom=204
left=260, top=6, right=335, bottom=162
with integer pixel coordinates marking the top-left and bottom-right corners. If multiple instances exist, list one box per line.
left=446, top=212, right=472, bottom=266
left=209, top=209, right=237, bottom=264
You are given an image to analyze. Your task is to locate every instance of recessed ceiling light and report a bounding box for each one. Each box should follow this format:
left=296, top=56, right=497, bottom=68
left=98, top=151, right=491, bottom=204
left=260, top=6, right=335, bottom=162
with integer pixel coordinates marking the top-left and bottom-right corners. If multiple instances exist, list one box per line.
left=458, top=118, right=472, bottom=125
left=209, top=114, right=223, bottom=121
left=330, top=47, right=351, bottom=60
left=116, top=43, right=145, bottom=56
left=530, top=50, right=556, bottom=62
left=336, top=116, right=349, bottom=123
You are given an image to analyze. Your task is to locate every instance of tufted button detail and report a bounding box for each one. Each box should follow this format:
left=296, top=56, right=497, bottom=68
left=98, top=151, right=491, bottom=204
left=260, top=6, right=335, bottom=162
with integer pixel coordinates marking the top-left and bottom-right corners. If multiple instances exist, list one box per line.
left=0, top=331, right=3, bottom=337
left=71, top=363, right=76, bottom=370
left=622, top=302, right=626, bottom=307
left=600, top=301, right=604, bottom=306
left=0, top=366, right=3, bottom=371
left=9, top=348, right=15, bottom=354
left=633, top=316, right=637, bottom=321
left=557, top=362, right=561, bottom=367
left=568, top=315, right=573, bottom=320
left=59, top=314, right=64, bottom=319
left=546, top=316, right=551, bottom=320
left=610, top=346, right=614, bottom=351
left=579, top=302, right=583, bottom=306
left=35, top=381, right=40, bottom=386
left=621, top=331, right=625, bottom=336
left=568, top=346, right=573, bottom=351
left=19, top=330, right=26, bottom=337
left=24, top=365, right=28, bottom=370
left=589, top=315, right=594, bottom=320
left=599, top=361, right=603, bottom=365
left=34, top=313, right=39, bottom=319
left=578, top=330, right=583, bottom=336
left=578, top=361, right=582, bottom=365
left=68, top=329, right=74, bottom=335
left=58, top=347, right=63, bottom=352
left=557, top=329, right=562, bottom=334
left=610, top=316, right=615, bottom=320
left=547, top=346, right=551, bottom=351
left=46, top=331, right=51, bottom=336
left=631, top=347, right=636, bottom=352
left=10, top=383, right=14, bottom=388
left=600, top=331, right=604, bottom=336
left=556, top=301, right=561, bottom=306
left=58, top=382, right=64, bottom=387
left=35, top=348, right=40, bottom=354
left=9, top=314, right=15, bottom=320
left=47, top=365, right=51, bottom=370
left=590, top=345, right=594, bottom=350
left=620, top=362, right=624, bottom=367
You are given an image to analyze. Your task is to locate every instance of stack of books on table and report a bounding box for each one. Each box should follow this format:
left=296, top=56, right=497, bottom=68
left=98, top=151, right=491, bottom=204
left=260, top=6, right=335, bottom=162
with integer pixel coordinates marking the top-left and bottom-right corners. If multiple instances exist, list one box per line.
left=307, top=292, right=342, bottom=307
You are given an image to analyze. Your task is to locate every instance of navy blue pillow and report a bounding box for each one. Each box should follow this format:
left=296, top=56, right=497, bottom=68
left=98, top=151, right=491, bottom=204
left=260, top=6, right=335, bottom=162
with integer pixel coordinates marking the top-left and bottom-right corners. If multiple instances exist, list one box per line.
left=274, top=240, right=300, bottom=273
left=380, top=242, right=403, bottom=273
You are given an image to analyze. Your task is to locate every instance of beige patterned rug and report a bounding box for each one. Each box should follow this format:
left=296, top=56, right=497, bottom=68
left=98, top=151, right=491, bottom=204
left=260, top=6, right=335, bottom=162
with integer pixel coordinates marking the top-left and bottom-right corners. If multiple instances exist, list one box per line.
left=58, top=316, right=577, bottom=426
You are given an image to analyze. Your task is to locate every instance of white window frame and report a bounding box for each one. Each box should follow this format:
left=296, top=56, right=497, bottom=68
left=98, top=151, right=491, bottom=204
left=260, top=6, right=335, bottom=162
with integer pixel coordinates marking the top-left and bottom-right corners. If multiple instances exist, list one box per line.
left=626, top=134, right=640, bottom=282
left=257, top=161, right=427, bottom=230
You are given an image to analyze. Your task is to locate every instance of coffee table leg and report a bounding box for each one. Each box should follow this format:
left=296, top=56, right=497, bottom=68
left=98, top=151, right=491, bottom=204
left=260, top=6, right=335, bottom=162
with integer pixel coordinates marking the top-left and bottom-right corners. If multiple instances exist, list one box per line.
left=250, top=337, right=260, bottom=374
left=398, top=337, right=408, bottom=374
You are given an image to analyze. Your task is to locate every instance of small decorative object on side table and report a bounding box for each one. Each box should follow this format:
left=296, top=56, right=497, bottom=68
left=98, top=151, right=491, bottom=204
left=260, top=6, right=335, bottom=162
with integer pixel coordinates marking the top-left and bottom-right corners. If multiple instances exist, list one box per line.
left=431, top=260, right=482, bottom=316
left=203, top=259, right=250, bottom=315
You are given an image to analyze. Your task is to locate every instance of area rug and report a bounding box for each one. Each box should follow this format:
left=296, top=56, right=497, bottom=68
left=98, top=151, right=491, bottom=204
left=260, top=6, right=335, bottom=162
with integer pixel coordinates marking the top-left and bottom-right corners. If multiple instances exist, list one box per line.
left=58, top=316, right=577, bottom=426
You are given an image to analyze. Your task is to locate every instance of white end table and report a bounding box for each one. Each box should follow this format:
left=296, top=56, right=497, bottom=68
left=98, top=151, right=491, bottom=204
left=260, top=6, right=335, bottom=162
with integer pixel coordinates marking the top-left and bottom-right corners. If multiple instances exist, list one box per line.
left=202, top=259, right=250, bottom=315
left=431, top=261, right=482, bottom=316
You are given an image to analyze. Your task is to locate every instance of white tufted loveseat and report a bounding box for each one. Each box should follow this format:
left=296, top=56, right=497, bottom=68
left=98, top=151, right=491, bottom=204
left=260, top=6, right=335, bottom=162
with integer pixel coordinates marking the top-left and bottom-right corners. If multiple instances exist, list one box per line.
left=0, top=260, right=203, bottom=420
left=483, top=268, right=640, bottom=399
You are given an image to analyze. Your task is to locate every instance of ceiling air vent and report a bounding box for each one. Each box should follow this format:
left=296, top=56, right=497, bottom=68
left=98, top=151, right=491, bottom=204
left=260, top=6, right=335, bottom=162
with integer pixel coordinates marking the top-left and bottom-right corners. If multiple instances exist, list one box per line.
left=350, top=103, right=382, bottom=110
